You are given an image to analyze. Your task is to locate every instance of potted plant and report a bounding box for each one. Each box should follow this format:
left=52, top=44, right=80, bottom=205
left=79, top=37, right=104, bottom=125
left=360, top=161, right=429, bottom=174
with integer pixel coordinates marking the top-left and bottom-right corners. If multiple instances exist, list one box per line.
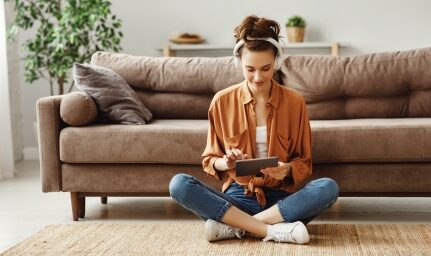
left=7, top=0, right=123, bottom=95
left=286, top=15, right=306, bottom=43
left=6, top=0, right=123, bottom=145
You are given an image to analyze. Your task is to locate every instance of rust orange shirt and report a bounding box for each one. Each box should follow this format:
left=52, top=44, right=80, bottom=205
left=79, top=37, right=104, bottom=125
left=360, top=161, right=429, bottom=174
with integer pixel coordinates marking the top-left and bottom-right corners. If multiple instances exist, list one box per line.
left=202, top=78, right=313, bottom=207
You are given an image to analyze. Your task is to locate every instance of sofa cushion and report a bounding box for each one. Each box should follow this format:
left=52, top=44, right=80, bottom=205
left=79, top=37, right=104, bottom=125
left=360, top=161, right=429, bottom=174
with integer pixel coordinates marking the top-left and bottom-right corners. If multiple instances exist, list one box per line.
left=60, top=91, right=98, bottom=126
left=135, top=90, right=212, bottom=119
left=60, top=119, right=208, bottom=164
left=311, top=118, right=431, bottom=163
left=281, top=47, right=431, bottom=119
left=73, top=62, right=153, bottom=124
left=59, top=118, right=431, bottom=164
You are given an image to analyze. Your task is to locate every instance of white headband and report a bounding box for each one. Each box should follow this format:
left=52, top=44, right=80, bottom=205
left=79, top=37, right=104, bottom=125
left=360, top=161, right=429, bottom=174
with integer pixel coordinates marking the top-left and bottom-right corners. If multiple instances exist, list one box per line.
left=233, top=36, right=283, bottom=70
left=233, top=36, right=283, bottom=57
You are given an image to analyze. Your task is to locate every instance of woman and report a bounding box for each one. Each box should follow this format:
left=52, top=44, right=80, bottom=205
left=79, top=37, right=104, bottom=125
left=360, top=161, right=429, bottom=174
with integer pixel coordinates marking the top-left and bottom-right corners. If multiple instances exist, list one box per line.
left=169, top=15, right=339, bottom=244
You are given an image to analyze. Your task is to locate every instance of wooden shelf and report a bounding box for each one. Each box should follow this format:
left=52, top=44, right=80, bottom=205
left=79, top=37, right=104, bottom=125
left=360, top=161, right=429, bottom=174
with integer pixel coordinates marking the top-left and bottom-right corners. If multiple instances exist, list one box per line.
left=158, top=42, right=349, bottom=57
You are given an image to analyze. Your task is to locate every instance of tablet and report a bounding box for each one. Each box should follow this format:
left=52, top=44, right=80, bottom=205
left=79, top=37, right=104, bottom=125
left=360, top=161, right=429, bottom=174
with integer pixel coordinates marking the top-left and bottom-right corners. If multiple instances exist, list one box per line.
left=235, top=156, right=279, bottom=177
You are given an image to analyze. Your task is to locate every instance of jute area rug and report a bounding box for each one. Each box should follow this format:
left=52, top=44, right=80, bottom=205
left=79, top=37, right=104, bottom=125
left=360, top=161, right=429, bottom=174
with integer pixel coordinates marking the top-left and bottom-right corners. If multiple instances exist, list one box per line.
left=1, top=223, right=430, bottom=255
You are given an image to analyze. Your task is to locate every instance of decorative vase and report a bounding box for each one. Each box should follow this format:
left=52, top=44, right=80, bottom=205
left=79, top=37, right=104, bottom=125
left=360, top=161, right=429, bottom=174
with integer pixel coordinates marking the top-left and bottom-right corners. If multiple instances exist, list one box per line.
left=286, top=27, right=305, bottom=43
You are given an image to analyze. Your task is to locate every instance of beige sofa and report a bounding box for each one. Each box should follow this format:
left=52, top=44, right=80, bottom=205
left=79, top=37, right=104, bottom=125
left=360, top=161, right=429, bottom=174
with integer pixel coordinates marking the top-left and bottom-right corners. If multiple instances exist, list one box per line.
left=36, top=48, right=431, bottom=221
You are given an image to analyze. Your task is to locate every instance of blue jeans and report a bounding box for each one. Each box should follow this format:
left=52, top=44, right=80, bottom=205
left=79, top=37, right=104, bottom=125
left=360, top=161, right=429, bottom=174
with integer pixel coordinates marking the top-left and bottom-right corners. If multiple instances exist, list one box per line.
left=169, top=173, right=339, bottom=225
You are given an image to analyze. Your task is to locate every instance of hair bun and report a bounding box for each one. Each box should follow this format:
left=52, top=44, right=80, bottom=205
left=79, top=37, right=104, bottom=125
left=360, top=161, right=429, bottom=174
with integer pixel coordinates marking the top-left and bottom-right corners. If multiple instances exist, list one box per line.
left=234, top=15, right=280, bottom=43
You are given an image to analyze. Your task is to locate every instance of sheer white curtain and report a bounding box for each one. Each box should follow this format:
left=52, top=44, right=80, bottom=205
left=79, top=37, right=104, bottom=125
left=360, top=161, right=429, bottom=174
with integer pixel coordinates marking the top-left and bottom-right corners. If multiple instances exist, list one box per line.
left=0, top=1, right=15, bottom=180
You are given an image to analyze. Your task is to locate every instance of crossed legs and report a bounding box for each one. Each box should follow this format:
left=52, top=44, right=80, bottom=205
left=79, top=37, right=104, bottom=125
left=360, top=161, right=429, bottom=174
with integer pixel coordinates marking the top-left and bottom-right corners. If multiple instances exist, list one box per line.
left=169, top=173, right=339, bottom=238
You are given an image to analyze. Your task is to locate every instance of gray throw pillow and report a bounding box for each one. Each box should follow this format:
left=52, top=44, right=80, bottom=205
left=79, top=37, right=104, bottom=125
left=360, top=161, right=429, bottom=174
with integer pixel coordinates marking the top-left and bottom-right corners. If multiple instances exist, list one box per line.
left=73, top=62, right=153, bottom=124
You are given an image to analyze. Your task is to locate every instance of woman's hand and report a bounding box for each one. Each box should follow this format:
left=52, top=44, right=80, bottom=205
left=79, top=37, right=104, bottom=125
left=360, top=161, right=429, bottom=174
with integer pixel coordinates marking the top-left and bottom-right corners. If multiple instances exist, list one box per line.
left=260, top=161, right=291, bottom=180
left=223, top=148, right=248, bottom=169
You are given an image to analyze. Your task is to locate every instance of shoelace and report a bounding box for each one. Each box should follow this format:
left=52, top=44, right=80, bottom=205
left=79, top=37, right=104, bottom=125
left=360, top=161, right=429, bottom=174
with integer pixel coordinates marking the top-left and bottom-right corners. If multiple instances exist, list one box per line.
left=234, top=228, right=245, bottom=239
left=267, top=223, right=296, bottom=243
left=218, top=225, right=245, bottom=239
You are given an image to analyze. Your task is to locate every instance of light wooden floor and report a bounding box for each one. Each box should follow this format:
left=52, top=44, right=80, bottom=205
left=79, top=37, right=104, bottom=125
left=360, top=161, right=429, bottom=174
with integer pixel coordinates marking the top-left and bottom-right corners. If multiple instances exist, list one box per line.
left=1, top=160, right=430, bottom=252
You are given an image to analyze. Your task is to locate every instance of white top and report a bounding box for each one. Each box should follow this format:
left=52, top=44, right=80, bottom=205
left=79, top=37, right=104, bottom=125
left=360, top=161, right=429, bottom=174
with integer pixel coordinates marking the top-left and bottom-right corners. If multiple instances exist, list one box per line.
left=255, top=125, right=267, bottom=158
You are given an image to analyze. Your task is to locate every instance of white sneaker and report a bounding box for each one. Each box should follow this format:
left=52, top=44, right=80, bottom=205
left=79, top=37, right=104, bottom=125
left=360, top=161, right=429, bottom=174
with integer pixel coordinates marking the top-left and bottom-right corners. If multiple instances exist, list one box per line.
left=263, top=221, right=310, bottom=244
left=205, top=219, right=245, bottom=242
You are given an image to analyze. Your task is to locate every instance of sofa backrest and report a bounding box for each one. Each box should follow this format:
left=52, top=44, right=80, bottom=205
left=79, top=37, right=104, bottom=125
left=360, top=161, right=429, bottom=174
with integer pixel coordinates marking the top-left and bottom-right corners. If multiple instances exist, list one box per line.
left=91, top=48, right=431, bottom=120
left=280, top=47, right=431, bottom=119
left=90, top=52, right=242, bottom=119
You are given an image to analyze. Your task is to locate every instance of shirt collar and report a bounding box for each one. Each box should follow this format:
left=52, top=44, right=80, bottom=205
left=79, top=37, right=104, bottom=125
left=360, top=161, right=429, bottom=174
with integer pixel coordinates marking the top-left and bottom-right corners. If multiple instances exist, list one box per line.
left=240, top=78, right=280, bottom=108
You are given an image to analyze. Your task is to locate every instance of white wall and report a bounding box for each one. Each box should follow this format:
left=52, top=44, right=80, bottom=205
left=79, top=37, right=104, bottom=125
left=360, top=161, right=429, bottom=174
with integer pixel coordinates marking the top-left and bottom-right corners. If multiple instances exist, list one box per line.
left=13, top=0, right=431, bottom=152
left=112, top=0, right=431, bottom=56
left=5, top=2, right=23, bottom=162
left=0, top=0, right=15, bottom=178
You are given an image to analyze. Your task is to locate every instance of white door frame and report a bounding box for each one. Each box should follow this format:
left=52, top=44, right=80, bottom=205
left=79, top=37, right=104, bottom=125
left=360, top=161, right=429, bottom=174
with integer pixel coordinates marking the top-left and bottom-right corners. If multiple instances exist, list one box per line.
left=0, top=1, right=15, bottom=179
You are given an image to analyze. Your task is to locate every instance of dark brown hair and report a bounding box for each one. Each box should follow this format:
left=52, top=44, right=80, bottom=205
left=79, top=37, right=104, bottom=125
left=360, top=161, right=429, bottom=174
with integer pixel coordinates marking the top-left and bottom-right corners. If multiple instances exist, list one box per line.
left=233, top=15, right=281, bottom=57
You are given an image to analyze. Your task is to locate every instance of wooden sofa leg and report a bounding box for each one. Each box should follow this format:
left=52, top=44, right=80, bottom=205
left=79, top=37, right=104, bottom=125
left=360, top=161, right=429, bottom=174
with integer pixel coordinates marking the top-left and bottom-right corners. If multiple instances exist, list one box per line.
left=101, top=197, right=107, bottom=204
left=79, top=196, right=86, bottom=218
left=71, top=192, right=79, bottom=221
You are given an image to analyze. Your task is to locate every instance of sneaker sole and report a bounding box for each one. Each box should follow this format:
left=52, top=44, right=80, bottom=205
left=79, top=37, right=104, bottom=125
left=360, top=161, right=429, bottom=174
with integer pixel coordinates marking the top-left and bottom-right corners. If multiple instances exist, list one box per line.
left=205, top=219, right=217, bottom=242
left=293, top=221, right=310, bottom=244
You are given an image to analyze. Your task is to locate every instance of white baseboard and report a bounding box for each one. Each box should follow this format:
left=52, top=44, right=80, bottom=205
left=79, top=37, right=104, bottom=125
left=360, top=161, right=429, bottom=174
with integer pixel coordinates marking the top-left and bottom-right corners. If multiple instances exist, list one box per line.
left=23, top=147, right=39, bottom=160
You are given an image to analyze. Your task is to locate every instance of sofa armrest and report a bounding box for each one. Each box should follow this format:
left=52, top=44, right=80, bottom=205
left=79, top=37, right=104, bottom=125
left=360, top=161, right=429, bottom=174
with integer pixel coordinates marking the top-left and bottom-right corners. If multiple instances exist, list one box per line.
left=36, top=95, right=65, bottom=192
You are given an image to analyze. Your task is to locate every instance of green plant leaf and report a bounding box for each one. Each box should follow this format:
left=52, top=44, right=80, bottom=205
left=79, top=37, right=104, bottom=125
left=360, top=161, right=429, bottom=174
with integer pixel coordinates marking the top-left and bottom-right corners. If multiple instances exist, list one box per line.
left=286, top=15, right=307, bottom=27
left=7, top=0, right=123, bottom=96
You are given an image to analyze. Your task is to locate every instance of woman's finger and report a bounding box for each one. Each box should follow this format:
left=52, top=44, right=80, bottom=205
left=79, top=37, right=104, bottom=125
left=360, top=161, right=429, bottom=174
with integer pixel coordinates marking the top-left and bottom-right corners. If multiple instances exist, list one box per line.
left=232, top=148, right=246, bottom=159
left=238, top=149, right=246, bottom=159
left=226, top=149, right=236, bottom=159
left=230, top=148, right=242, bottom=159
left=223, top=155, right=234, bottom=168
left=223, top=155, right=229, bottom=162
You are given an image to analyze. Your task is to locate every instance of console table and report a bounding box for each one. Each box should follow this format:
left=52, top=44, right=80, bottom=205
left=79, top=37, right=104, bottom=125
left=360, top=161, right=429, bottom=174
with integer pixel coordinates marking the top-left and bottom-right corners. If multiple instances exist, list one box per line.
left=159, top=42, right=349, bottom=57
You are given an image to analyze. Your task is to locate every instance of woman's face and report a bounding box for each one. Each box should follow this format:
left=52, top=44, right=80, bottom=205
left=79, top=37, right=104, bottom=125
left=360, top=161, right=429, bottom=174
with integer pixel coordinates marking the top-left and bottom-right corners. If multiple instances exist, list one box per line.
left=240, top=47, right=276, bottom=91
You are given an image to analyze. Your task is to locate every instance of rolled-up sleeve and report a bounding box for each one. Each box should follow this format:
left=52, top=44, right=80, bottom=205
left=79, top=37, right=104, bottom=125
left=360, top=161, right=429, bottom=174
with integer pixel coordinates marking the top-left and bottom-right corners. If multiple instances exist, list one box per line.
left=281, top=99, right=312, bottom=192
left=202, top=103, right=227, bottom=181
